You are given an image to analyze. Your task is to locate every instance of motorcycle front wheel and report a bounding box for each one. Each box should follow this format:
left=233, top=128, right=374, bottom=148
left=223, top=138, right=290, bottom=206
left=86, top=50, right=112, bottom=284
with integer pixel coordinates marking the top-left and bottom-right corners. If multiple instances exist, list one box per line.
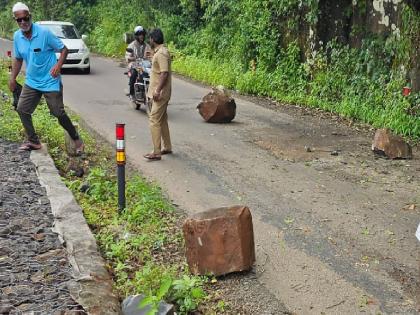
left=130, top=98, right=141, bottom=110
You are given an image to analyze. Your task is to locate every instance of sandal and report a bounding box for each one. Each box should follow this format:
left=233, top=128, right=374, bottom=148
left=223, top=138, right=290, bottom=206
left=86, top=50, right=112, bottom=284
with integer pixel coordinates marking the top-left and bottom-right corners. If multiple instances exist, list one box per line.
left=161, top=150, right=172, bottom=155
left=19, top=142, right=42, bottom=151
left=143, top=153, right=161, bottom=161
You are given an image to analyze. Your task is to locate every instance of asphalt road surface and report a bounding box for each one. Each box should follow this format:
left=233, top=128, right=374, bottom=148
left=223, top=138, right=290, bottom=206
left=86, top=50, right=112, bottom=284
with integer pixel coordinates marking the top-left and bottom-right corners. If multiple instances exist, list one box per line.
left=1, top=38, right=419, bottom=314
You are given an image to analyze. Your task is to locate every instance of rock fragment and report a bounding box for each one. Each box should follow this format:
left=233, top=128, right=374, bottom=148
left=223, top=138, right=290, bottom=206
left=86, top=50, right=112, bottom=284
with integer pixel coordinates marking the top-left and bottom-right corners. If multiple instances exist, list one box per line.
left=197, top=87, right=236, bottom=123
left=372, top=128, right=412, bottom=159
left=183, top=205, right=255, bottom=276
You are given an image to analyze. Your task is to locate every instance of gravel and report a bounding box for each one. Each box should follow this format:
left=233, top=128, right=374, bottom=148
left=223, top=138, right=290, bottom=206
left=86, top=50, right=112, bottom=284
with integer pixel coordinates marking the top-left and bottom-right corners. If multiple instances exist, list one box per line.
left=212, top=270, right=291, bottom=314
left=0, top=139, right=85, bottom=314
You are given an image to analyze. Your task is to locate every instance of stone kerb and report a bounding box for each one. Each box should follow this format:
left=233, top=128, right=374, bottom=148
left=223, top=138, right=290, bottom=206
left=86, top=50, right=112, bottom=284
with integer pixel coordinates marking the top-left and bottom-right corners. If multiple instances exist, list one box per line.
left=30, top=146, right=121, bottom=315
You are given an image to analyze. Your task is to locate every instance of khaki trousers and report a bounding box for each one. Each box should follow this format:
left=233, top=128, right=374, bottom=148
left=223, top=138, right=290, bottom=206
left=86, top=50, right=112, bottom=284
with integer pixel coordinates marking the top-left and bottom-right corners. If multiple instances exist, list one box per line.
left=149, top=98, right=171, bottom=154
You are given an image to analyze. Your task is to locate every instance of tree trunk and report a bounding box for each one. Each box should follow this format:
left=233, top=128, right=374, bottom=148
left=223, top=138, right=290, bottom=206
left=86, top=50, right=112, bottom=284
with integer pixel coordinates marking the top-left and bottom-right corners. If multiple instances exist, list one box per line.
left=410, top=67, right=420, bottom=93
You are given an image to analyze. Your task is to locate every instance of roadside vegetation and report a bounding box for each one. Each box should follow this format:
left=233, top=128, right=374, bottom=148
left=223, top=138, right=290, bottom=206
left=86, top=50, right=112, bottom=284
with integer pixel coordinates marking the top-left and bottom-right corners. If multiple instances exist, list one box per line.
left=0, top=61, right=225, bottom=314
left=1, top=0, right=418, bottom=139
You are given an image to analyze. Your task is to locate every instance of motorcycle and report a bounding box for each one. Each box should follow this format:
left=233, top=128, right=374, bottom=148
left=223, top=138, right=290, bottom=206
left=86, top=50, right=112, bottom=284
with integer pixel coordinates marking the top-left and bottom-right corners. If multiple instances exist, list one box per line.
left=124, top=48, right=151, bottom=112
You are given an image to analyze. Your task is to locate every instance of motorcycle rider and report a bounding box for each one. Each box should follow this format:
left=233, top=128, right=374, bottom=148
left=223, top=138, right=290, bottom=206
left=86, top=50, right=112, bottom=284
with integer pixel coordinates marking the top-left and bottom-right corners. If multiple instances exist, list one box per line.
left=125, top=26, right=151, bottom=99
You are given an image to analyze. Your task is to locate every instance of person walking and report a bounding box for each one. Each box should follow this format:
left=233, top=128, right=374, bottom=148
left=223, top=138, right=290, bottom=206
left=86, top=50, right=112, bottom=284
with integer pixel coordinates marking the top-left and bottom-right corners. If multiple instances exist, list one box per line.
left=144, top=28, right=172, bottom=161
left=8, top=2, right=84, bottom=153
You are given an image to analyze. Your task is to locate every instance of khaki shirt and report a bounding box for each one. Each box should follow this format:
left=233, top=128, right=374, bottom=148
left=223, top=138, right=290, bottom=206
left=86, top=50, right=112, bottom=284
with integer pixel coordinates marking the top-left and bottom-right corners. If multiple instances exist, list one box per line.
left=147, top=45, right=171, bottom=101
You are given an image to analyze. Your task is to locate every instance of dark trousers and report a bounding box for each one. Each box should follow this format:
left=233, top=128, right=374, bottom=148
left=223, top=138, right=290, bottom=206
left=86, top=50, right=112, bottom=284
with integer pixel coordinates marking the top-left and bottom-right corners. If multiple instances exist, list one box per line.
left=129, top=68, right=138, bottom=96
left=17, top=84, right=79, bottom=144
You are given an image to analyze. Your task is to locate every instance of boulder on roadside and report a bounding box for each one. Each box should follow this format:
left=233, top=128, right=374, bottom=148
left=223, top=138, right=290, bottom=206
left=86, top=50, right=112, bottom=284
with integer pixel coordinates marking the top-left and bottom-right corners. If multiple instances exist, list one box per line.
left=372, top=128, right=412, bottom=159
left=197, top=87, right=236, bottom=123
left=183, top=205, right=255, bottom=276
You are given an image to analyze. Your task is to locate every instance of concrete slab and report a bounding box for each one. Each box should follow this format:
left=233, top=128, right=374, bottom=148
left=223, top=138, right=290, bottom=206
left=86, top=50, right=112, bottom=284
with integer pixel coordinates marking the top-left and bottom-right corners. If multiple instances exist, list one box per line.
left=31, top=146, right=121, bottom=315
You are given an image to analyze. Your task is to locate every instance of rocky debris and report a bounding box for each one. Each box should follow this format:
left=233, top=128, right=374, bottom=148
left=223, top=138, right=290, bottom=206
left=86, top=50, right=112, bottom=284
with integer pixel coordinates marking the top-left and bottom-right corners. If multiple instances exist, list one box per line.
left=183, top=206, right=255, bottom=276
left=65, top=157, right=86, bottom=177
left=79, top=182, right=90, bottom=193
left=211, top=271, right=290, bottom=315
left=304, top=146, right=340, bottom=156
left=304, top=145, right=313, bottom=152
left=197, top=87, right=236, bottom=123
left=0, top=139, right=85, bottom=314
left=372, top=128, right=412, bottom=159
left=122, top=294, right=174, bottom=315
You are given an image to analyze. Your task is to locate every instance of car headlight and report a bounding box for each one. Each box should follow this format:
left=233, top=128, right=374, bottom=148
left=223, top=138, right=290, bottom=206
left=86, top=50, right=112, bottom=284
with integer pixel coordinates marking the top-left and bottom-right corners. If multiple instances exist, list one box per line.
left=79, top=45, right=89, bottom=53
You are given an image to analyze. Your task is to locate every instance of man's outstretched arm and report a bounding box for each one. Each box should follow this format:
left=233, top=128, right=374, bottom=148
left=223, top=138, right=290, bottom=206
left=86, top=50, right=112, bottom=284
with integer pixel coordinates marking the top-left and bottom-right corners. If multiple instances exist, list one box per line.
left=50, top=46, right=68, bottom=78
left=9, top=58, right=23, bottom=92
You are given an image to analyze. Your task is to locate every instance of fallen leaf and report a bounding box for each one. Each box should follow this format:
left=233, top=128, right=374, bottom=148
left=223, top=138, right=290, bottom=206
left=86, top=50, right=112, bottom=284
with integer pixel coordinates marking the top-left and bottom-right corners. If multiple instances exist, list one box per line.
left=407, top=204, right=416, bottom=211
left=328, top=237, right=337, bottom=245
left=367, top=298, right=377, bottom=305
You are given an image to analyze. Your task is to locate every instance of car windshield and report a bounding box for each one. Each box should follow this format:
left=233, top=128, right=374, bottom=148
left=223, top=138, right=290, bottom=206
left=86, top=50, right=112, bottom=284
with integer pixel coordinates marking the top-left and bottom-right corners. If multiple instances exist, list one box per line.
left=42, top=24, right=80, bottom=39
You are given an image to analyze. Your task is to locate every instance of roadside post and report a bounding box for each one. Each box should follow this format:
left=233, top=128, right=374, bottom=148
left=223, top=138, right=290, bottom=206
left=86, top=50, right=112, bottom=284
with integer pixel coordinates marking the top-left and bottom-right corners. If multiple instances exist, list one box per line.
left=116, top=123, right=126, bottom=212
left=7, top=50, right=12, bottom=73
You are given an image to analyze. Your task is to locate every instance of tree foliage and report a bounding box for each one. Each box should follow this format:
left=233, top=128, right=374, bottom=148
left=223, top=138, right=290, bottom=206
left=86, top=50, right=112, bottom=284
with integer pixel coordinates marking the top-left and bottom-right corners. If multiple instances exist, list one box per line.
left=1, top=0, right=418, bottom=138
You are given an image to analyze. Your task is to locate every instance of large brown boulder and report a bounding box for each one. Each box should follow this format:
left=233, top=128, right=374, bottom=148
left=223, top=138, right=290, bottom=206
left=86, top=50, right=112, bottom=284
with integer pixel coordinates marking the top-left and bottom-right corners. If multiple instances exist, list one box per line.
left=372, top=128, right=412, bottom=159
left=197, top=88, right=236, bottom=123
left=183, top=206, right=255, bottom=276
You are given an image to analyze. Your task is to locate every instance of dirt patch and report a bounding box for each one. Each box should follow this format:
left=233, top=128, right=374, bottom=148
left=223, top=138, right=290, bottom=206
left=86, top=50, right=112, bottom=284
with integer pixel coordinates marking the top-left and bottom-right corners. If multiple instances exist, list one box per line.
left=203, top=271, right=291, bottom=315
left=239, top=93, right=420, bottom=188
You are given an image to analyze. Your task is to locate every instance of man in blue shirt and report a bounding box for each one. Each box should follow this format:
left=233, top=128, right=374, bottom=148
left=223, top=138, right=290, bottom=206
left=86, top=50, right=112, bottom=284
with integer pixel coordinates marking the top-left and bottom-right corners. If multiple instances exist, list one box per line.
left=8, top=2, right=84, bottom=153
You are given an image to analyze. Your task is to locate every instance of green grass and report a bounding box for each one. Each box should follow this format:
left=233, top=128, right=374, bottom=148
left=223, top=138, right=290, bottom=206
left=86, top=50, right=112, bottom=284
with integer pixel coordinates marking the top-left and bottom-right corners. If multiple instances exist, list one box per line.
left=0, top=60, right=212, bottom=315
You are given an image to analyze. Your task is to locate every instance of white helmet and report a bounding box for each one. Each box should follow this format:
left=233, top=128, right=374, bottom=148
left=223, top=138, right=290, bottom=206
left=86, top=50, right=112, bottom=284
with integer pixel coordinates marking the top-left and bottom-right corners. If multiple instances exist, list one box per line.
left=134, top=25, right=145, bottom=35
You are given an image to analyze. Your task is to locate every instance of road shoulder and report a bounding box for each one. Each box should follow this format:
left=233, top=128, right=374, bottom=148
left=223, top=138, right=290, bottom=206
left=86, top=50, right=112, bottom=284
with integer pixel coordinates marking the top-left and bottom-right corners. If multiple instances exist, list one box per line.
left=31, top=146, right=121, bottom=314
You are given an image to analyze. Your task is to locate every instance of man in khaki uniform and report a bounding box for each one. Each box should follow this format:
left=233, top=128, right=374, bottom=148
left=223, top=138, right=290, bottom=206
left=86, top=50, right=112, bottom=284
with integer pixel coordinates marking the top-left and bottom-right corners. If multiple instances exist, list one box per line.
left=144, top=28, right=172, bottom=161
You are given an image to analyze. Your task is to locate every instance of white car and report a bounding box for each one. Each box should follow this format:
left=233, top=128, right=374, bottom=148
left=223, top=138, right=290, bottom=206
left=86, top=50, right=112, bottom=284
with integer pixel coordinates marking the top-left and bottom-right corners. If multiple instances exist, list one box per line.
left=36, top=21, right=91, bottom=74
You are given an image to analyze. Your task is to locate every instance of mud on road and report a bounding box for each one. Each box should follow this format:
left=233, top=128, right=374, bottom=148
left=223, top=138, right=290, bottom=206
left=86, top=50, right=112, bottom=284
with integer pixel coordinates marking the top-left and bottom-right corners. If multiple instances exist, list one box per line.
left=173, top=75, right=420, bottom=313
left=230, top=93, right=420, bottom=314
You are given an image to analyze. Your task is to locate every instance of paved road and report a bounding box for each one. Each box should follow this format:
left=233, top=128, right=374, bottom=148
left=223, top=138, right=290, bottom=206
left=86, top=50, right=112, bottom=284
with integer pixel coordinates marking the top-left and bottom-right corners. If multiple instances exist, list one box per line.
left=2, top=38, right=419, bottom=314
